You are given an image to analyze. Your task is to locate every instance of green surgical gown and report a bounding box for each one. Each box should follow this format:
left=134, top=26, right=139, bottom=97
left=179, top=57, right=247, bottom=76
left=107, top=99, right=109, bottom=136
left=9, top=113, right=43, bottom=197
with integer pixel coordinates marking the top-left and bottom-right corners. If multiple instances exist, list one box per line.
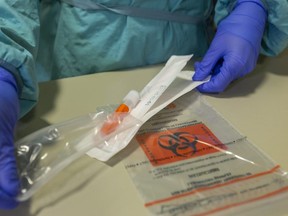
left=0, top=0, right=287, bottom=117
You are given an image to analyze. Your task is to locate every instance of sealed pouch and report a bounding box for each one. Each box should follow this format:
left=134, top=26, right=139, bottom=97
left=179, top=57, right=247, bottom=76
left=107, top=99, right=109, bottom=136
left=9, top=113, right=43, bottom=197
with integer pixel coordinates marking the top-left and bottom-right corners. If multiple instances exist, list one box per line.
left=15, top=108, right=142, bottom=201
left=123, top=91, right=288, bottom=216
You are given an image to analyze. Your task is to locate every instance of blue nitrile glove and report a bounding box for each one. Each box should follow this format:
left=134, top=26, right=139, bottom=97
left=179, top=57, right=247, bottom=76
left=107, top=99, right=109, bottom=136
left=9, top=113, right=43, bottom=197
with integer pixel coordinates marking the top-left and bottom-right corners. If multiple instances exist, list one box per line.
left=0, top=67, right=20, bottom=209
left=193, top=0, right=267, bottom=92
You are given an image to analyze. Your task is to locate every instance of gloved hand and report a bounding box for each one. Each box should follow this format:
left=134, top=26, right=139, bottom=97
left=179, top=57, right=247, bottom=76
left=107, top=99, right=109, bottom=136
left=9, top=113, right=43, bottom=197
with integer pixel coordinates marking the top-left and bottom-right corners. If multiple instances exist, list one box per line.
left=193, top=0, right=267, bottom=92
left=0, top=67, right=20, bottom=209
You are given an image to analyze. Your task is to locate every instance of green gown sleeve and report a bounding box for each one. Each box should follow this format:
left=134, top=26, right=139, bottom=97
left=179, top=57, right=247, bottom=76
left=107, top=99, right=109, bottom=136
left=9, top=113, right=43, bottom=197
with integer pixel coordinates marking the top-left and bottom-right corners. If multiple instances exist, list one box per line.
left=0, top=0, right=40, bottom=117
left=214, top=0, right=288, bottom=56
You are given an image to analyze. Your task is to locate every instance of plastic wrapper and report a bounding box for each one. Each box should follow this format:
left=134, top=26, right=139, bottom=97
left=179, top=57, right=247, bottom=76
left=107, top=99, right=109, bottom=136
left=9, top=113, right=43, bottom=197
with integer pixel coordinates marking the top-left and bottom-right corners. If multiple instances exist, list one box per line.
left=15, top=108, right=142, bottom=201
left=123, top=91, right=288, bottom=216
left=15, top=54, right=201, bottom=201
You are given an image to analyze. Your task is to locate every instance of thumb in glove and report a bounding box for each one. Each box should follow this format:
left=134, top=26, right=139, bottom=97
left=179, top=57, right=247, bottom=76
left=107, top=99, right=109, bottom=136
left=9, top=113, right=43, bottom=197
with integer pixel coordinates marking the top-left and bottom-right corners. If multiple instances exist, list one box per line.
left=193, top=0, right=267, bottom=92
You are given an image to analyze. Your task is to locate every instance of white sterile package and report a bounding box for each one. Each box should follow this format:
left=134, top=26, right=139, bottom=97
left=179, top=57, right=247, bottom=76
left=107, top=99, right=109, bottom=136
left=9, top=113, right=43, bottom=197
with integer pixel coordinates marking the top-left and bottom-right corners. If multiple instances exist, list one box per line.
left=86, top=54, right=208, bottom=160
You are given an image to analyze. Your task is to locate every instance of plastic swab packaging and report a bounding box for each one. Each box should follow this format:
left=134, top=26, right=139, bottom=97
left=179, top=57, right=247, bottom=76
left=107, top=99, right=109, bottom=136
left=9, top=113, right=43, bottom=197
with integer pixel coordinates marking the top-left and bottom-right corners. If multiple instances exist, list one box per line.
left=16, top=55, right=206, bottom=201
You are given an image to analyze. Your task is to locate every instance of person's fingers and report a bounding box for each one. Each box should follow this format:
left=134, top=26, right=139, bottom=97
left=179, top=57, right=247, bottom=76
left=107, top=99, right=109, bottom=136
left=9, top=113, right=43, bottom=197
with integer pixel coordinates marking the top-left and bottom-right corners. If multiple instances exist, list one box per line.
left=196, top=71, right=231, bottom=93
left=0, top=149, right=20, bottom=196
left=0, top=146, right=19, bottom=210
left=193, top=44, right=223, bottom=81
left=0, top=189, right=19, bottom=209
left=197, top=55, right=244, bottom=93
left=0, top=69, right=20, bottom=209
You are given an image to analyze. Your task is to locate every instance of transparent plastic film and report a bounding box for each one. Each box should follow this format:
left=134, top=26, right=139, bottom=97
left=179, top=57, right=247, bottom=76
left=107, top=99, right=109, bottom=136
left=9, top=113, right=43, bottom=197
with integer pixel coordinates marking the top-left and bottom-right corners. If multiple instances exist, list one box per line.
left=124, top=91, right=288, bottom=216
left=15, top=107, right=142, bottom=201
left=15, top=54, right=204, bottom=201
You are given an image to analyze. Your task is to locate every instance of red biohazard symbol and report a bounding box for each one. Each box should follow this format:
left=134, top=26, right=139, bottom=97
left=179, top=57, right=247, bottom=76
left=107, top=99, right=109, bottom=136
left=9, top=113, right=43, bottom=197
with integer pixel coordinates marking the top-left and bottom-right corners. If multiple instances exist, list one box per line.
left=136, top=123, right=226, bottom=166
left=158, top=132, right=199, bottom=157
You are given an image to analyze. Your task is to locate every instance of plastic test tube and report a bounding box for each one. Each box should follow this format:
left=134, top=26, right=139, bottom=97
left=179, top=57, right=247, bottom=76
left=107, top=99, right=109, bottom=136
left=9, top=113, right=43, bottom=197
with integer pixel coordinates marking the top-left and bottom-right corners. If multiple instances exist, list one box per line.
left=100, top=90, right=140, bottom=135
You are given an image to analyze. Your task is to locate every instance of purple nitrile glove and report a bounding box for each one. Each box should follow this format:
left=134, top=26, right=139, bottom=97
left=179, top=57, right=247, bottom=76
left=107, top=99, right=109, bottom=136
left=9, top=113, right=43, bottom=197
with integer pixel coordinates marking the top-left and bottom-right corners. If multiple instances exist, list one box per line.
left=0, top=67, right=20, bottom=209
left=193, top=0, right=267, bottom=93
